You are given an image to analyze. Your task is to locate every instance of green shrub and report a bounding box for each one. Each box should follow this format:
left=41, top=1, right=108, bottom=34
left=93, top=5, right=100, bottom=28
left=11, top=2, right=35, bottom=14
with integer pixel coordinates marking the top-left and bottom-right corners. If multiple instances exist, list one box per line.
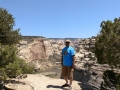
left=0, top=8, right=34, bottom=82
left=101, top=70, right=120, bottom=89
left=95, top=17, right=120, bottom=90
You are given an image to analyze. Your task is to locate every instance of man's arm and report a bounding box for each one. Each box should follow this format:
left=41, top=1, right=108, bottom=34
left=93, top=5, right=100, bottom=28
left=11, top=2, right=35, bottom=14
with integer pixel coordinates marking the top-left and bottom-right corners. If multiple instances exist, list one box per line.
left=70, top=47, right=76, bottom=69
left=61, top=55, right=63, bottom=66
left=72, top=55, right=75, bottom=69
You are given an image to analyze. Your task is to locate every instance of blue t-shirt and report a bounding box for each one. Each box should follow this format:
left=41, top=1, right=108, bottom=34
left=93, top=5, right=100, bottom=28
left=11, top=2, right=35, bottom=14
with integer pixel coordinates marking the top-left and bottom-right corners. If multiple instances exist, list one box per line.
left=62, top=46, right=75, bottom=66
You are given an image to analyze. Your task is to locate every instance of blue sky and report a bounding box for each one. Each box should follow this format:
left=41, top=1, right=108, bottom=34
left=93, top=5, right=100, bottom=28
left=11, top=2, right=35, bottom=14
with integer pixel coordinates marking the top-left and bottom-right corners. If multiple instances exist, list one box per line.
left=0, top=0, right=120, bottom=38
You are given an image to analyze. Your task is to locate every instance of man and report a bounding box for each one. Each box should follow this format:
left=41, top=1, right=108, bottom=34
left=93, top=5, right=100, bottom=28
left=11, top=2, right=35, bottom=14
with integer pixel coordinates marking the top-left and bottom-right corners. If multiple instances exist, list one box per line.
left=61, top=40, right=75, bottom=89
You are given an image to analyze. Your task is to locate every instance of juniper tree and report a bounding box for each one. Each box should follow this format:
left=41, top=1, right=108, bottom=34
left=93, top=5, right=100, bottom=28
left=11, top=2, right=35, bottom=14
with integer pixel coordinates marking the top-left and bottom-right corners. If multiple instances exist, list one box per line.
left=0, top=8, right=34, bottom=81
left=95, top=17, right=120, bottom=89
left=0, top=8, right=21, bottom=45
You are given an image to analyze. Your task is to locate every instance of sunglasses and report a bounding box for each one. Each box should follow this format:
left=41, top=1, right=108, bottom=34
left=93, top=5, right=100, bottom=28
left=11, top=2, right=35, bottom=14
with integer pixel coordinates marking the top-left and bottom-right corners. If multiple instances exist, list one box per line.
left=66, top=42, right=70, bottom=43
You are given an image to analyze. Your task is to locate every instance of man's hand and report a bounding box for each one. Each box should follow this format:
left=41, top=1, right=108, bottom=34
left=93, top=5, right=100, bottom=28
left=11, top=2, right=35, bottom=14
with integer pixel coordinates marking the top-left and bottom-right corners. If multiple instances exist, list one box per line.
left=72, top=64, right=75, bottom=69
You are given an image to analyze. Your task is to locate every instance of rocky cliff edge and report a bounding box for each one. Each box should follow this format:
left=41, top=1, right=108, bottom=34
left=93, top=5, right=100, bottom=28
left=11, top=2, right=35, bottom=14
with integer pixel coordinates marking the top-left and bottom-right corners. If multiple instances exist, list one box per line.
left=5, top=74, right=81, bottom=90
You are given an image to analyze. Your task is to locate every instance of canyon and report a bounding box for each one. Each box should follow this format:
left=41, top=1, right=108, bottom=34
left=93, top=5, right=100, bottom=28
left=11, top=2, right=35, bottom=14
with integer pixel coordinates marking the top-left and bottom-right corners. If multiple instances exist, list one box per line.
left=4, top=36, right=119, bottom=90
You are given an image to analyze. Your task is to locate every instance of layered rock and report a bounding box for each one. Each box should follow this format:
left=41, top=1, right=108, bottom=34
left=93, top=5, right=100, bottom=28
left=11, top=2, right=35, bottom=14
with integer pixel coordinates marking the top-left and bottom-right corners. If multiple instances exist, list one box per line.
left=17, top=36, right=66, bottom=62
left=17, top=36, right=97, bottom=71
left=17, top=36, right=46, bottom=62
left=18, top=36, right=96, bottom=62
left=4, top=36, right=119, bottom=90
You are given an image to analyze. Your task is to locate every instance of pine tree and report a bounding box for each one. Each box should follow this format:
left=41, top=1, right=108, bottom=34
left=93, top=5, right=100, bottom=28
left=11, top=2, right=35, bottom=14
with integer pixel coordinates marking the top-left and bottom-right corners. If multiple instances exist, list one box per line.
left=0, top=8, right=34, bottom=81
left=95, top=17, right=120, bottom=89
left=0, top=8, right=21, bottom=45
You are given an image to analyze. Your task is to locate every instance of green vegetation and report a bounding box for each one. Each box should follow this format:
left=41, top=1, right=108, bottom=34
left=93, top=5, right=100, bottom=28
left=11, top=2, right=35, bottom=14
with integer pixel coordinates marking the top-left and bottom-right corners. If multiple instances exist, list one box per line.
left=0, top=8, right=34, bottom=82
left=101, top=70, right=120, bottom=90
left=95, top=17, right=120, bottom=89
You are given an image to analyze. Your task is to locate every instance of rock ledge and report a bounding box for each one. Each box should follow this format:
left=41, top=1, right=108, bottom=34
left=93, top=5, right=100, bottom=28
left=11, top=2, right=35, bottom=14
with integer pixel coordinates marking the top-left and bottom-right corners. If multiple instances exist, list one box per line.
left=5, top=74, right=81, bottom=90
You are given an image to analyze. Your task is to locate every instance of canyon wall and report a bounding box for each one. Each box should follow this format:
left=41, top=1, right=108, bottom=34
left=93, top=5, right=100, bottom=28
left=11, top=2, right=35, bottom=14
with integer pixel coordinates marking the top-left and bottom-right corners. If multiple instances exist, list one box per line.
left=17, top=36, right=96, bottom=63
left=16, top=36, right=97, bottom=72
left=17, top=36, right=66, bottom=62
left=8, top=36, right=119, bottom=90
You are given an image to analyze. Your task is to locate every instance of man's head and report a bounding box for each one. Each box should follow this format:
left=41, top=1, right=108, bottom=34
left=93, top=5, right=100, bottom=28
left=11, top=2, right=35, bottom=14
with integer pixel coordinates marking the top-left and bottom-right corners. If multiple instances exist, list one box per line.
left=65, top=40, right=70, bottom=47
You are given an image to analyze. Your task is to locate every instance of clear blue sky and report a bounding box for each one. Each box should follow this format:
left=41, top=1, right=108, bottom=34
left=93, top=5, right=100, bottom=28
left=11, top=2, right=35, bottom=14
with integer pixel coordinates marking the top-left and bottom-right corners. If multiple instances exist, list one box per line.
left=0, top=0, right=120, bottom=38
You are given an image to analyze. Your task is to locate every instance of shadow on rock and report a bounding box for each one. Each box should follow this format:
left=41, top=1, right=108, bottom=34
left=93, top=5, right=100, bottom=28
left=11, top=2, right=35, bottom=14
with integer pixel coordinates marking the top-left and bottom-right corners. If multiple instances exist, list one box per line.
left=0, top=83, right=6, bottom=90
left=74, top=68, right=101, bottom=90
left=60, top=68, right=91, bottom=82
left=4, top=80, right=25, bottom=85
left=47, top=85, right=69, bottom=90
left=73, top=68, right=91, bottom=83
left=60, top=68, right=101, bottom=90
left=47, top=85, right=62, bottom=89
left=78, top=82, right=100, bottom=90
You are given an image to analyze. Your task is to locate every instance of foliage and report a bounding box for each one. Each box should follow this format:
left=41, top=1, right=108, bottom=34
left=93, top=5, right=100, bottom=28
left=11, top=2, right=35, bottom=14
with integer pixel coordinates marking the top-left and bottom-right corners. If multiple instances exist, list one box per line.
left=0, top=8, right=34, bottom=82
left=19, top=60, right=35, bottom=74
left=95, top=17, right=120, bottom=67
left=0, top=68, right=7, bottom=81
left=95, top=17, right=120, bottom=89
left=101, top=70, right=120, bottom=90
left=0, top=45, right=18, bottom=68
left=0, top=8, right=21, bottom=45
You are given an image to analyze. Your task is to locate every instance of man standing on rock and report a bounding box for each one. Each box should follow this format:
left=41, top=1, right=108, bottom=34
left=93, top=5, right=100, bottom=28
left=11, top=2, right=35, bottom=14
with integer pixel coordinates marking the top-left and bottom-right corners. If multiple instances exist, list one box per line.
left=61, top=40, right=76, bottom=90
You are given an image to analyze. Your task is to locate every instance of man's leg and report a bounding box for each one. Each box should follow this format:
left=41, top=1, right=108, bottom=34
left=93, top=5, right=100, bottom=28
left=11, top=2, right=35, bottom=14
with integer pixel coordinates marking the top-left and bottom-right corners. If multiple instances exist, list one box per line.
left=69, top=75, right=73, bottom=85
left=68, top=67, right=74, bottom=87
left=64, top=76, right=68, bottom=84
left=62, top=66, right=68, bottom=83
left=62, top=66, right=69, bottom=87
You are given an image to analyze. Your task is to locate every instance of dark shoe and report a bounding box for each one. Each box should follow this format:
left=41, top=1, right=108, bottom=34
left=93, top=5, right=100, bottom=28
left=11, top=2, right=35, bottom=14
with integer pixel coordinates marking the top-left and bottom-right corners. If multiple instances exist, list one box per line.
left=62, top=83, right=70, bottom=88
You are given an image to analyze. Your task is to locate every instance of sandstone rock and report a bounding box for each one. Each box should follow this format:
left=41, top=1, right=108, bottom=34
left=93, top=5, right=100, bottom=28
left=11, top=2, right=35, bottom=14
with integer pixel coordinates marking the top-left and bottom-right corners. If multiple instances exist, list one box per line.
left=15, top=37, right=120, bottom=90
left=5, top=83, right=33, bottom=90
left=5, top=74, right=81, bottom=90
left=18, top=38, right=46, bottom=62
left=44, top=40, right=53, bottom=58
left=17, top=37, right=101, bottom=90
left=31, top=60, right=53, bottom=72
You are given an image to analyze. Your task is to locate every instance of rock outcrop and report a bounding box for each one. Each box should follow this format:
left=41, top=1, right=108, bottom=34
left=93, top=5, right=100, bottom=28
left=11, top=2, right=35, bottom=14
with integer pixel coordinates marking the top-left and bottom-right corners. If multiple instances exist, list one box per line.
left=17, top=36, right=96, bottom=62
left=16, top=36, right=111, bottom=89
left=5, top=74, right=81, bottom=90
left=17, top=36, right=47, bottom=62
left=17, top=36, right=66, bottom=62
left=4, top=36, right=119, bottom=90
left=17, top=36, right=98, bottom=72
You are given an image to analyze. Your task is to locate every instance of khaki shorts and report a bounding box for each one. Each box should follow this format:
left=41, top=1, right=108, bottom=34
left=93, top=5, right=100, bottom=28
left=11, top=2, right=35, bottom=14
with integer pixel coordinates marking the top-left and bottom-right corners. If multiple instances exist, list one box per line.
left=62, top=65, right=74, bottom=78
